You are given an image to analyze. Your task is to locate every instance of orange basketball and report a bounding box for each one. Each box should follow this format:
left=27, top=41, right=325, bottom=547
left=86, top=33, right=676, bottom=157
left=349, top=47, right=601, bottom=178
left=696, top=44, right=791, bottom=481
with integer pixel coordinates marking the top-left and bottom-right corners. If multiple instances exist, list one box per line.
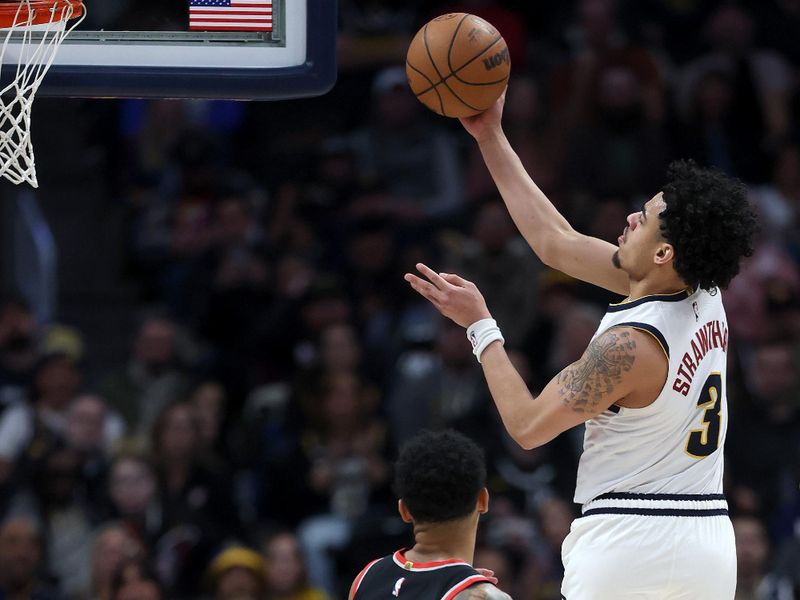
left=406, top=13, right=510, bottom=118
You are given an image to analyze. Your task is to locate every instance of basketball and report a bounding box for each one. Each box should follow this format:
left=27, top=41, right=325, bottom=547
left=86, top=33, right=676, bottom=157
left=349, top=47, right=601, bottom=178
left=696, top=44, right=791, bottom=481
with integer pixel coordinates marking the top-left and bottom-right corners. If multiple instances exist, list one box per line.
left=405, top=13, right=510, bottom=118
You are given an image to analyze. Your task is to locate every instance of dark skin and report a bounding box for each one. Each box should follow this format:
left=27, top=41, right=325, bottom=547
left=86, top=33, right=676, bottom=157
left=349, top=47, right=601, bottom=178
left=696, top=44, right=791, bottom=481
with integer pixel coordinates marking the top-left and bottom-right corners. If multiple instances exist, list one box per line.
left=349, top=490, right=512, bottom=600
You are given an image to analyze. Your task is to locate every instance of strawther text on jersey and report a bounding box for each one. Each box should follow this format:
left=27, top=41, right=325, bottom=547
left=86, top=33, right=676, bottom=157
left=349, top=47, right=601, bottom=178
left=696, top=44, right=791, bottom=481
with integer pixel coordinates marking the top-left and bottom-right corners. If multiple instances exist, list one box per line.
left=671, top=319, right=729, bottom=396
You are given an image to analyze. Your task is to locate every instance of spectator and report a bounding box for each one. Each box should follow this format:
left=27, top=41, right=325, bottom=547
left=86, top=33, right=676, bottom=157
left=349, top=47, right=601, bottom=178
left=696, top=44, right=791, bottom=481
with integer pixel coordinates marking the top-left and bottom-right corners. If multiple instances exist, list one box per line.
left=551, top=0, right=665, bottom=130
left=724, top=242, right=800, bottom=343
left=346, top=66, right=465, bottom=224
left=429, top=0, right=529, bottom=69
left=447, top=200, right=542, bottom=348
left=187, top=381, right=229, bottom=464
left=0, top=296, right=38, bottom=409
left=261, top=531, right=329, bottom=600
left=206, top=547, right=267, bottom=600
left=388, top=319, right=487, bottom=445
left=0, top=513, right=64, bottom=600
left=562, top=64, right=668, bottom=200
left=336, top=0, right=415, bottom=71
left=728, top=342, right=800, bottom=520
left=0, top=353, right=83, bottom=486
left=750, top=142, right=800, bottom=243
left=89, top=524, right=146, bottom=600
left=65, top=394, right=125, bottom=459
left=12, top=444, right=95, bottom=600
left=296, top=372, right=391, bottom=595
left=200, top=195, right=271, bottom=372
left=109, top=559, right=163, bottom=600
left=485, top=429, right=578, bottom=516
left=98, top=314, right=188, bottom=435
left=106, top=453, right=161, bottom=545
left=250, top=274, right=350, bottom=385
left=150, top=402, right=240, bottom=549
left=733, top=515, right=795, bottom=599
left=673, top=69, right=741, bottom=177
left=678, top=5, right=794, bottom=181
left=294, top=321, right=369, bottom=410
left=340, top=218, right=408, bottom=382
left=149, top=403, right=239, bottom=596
left=465, top=76, right=561, bottom=203
left=112, top=580, right=161, bottom=600
left=65, top=394, right=126, bottom=510
left=529, top=497, right=575, bottom=599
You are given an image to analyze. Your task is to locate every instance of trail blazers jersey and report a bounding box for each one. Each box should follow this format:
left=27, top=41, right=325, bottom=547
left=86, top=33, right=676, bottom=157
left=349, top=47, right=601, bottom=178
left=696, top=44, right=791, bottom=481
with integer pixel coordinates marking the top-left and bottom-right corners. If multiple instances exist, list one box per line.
left=574, top=287, right=729, bottom=504
left=352, top=549, right=494, bottom=600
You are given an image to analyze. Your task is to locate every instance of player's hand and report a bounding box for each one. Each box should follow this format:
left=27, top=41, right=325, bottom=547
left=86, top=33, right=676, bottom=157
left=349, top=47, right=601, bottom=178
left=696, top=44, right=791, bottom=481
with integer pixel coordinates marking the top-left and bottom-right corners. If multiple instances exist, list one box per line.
left=404, top=263, right=491, bottom=328
left=475, top=568, right=499, bottom=585
left=459, top=88, right=506, bottom=142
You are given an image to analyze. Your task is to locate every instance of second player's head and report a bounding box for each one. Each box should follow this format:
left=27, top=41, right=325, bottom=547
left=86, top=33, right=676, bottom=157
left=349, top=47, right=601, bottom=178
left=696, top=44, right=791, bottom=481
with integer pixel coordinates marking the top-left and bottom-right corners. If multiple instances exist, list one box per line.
left=394, top=429, right=487, bottom=525
left=613, top=159, right=757, bottom=291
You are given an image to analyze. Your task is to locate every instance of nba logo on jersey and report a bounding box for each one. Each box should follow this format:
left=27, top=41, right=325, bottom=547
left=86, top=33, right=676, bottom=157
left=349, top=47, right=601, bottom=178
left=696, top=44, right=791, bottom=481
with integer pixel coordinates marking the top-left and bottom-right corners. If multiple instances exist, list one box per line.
left=693, top=301, right=700, bottom=321
left=392, top=578, right=405, bottom=596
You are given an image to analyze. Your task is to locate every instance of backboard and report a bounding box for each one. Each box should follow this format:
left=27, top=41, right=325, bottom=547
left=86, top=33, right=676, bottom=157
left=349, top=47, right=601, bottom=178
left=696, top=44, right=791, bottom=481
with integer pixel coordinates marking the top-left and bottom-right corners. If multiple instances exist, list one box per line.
left=2, top=0, right=337, bottom=100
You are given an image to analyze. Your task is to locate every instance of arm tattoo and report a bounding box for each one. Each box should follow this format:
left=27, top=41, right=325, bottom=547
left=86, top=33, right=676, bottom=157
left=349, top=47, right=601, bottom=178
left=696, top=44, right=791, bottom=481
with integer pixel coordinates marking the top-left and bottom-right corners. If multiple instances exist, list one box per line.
left=455, top=584, right=513, bottom=600
left=556, top=329, right=636, bottom=414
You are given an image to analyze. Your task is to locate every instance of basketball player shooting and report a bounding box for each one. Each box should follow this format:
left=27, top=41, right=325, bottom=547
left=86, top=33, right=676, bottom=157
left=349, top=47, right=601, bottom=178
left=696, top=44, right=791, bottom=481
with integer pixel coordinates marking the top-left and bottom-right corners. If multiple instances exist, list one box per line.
left=404, top=93, right=758, bottom=599
left=349, top=430, right=511, bottom=600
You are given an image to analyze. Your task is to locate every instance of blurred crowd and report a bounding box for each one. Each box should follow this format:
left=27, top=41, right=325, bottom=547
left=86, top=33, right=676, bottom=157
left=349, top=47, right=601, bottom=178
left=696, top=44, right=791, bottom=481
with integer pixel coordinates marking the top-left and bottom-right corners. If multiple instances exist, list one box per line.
left=2, top=0, right=800, bottom=599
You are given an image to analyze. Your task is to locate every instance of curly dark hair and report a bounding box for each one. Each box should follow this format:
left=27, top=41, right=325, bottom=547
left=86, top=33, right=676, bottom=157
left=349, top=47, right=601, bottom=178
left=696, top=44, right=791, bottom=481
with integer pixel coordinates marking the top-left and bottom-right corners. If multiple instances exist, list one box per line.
left=660, top=160, right=757, bottom=290
left=394, top=429, right=486, bottom=524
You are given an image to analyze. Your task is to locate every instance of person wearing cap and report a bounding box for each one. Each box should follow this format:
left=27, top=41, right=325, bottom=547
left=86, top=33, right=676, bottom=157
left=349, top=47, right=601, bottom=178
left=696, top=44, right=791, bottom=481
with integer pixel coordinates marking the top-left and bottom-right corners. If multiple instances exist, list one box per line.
left=345, top=66, right=465, bottom=224
left=207, top=547, right=268, bottom=600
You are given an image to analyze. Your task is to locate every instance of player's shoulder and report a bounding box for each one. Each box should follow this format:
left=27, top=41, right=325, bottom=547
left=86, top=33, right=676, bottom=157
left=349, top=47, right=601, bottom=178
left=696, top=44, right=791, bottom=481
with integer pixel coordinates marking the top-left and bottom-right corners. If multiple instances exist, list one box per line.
left=453, top=583, right=513, bottom=600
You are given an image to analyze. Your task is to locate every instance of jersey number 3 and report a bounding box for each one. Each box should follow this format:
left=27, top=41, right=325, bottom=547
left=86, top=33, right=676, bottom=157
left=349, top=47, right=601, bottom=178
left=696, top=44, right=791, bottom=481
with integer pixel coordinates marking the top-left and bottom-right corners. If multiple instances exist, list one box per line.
left=686, top=373, right=722, bottom=458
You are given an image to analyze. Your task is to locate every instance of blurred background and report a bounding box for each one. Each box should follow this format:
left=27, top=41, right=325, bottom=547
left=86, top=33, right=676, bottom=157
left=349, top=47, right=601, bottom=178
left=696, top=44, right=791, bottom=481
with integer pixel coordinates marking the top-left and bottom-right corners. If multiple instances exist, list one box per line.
left=0, top=0, right=799, bottom=599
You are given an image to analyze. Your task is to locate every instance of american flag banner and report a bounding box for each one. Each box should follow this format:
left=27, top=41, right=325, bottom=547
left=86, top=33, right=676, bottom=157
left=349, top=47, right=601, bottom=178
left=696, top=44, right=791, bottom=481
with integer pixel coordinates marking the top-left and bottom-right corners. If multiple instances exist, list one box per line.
left=189, top=0, right=273, bottom=32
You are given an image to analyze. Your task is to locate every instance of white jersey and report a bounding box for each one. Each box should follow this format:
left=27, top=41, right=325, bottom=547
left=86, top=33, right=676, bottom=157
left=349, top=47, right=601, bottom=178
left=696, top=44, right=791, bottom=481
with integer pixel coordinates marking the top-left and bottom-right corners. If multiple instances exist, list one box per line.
left=574, top=287, right=729, bottom=504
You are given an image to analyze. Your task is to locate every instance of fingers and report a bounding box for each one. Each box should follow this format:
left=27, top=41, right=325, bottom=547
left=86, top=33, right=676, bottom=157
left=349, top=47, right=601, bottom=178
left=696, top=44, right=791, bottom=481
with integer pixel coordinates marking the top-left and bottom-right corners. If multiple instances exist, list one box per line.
left=439, top=272, right=469, bottom=287
left=475, top=568, right=498, bottom=584
left=405, top=264, right=473, bottom=312
left=404, top=273, right=444, bottom=306
left=415, top=263, right=451, bottom=290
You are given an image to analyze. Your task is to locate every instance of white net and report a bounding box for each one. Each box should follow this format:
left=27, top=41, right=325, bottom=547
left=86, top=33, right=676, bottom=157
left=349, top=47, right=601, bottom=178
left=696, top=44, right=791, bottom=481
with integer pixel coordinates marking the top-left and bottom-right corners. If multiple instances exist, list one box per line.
left=0, top=0, right=84, bottom=187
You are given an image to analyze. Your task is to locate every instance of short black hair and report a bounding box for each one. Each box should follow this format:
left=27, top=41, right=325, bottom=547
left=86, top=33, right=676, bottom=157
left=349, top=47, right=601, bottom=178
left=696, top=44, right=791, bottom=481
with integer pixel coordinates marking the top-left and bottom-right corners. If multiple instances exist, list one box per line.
left=660, top=160, right=757, bottom=290
left=394, top=429, right=486, bottom=524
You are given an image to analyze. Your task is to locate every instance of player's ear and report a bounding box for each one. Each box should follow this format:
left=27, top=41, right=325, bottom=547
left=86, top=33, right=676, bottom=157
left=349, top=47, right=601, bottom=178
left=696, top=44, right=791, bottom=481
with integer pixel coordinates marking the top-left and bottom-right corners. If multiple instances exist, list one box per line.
left=654, top=242, right=674, bottom=266
left=476, top=488, right=489, bottom=515
left=398, top=499, right=414, bottom=523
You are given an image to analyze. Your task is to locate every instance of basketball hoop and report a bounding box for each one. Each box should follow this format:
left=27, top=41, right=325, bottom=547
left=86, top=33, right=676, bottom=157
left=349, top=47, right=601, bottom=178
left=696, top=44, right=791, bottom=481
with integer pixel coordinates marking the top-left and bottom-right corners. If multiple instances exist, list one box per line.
left=0, top=0, right=84, bottom=187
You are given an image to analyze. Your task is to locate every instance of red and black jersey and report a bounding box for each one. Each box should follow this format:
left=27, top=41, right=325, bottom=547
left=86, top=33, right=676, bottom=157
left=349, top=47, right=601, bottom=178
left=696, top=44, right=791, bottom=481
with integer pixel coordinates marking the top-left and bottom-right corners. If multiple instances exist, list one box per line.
left=352, top=549, right=494, bottom=600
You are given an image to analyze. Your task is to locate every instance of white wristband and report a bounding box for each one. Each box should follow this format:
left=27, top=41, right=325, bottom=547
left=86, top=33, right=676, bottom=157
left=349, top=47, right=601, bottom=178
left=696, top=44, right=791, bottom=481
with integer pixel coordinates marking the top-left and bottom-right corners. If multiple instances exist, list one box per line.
left=466, top=318, right=505, bottom=363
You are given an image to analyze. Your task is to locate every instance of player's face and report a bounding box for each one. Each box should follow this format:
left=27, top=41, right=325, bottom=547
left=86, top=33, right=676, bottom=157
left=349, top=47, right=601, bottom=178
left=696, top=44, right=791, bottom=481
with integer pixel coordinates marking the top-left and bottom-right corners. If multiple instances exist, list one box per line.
left=613, top=193, right=668, bottom=277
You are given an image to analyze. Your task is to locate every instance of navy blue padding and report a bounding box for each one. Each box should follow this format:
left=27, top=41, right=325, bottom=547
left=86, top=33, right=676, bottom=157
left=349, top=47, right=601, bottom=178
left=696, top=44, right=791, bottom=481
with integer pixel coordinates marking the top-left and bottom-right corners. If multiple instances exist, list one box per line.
left=612, top=321, right=669, bottom=359
left=34, top=0, right=337, bottom=99
left=606, top=289, right=691, bottom=312
left=595, top=492, right=726, bottom=501
left=582, top=507, right=729, bottom=517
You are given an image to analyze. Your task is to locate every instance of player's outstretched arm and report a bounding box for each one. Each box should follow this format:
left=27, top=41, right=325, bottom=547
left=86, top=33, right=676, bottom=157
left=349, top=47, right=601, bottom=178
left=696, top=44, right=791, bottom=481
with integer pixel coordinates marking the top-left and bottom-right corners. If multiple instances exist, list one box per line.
left=460, top=95, right=630, bottom=297
left=455, top=583, right=514, bottom=600
left=404, top=265, right=666, bottom=449
left=478, top=324, right=664, bottom=449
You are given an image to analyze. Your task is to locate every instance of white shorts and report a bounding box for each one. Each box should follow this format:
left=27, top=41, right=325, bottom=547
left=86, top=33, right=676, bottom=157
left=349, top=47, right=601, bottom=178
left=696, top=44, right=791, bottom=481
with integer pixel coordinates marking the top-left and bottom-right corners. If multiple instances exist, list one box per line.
left=561, top=493, right=736, bottom=600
